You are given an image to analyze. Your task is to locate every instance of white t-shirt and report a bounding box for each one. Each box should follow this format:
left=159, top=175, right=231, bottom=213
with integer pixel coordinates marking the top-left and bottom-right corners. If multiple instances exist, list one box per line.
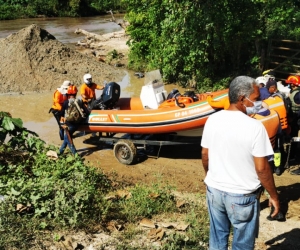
left=201, top=110, right=274, bottom=194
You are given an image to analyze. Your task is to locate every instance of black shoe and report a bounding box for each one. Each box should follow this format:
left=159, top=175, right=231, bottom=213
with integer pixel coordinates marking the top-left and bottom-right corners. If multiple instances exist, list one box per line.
left=267, top=212, right=285, bottom=222
left=267, top=207, right=285, bottom=222
left=290, top=168, right=300, bottom=175
left=274, top=167, right=281, bottom=176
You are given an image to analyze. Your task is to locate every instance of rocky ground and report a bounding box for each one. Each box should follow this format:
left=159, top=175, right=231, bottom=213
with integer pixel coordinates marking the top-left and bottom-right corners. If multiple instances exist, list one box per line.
left=0, top=24, right=300, bottom=249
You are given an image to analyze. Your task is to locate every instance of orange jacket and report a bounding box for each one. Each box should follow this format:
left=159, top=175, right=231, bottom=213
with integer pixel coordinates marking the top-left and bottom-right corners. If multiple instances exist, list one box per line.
left=80, top=83, right=103, bottom=102
left=51, top=90, right=67, bottom=110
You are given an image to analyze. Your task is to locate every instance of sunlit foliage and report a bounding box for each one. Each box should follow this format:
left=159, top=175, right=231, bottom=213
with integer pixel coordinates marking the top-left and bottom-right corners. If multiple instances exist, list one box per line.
left=123, top=0, right=300, bottom=89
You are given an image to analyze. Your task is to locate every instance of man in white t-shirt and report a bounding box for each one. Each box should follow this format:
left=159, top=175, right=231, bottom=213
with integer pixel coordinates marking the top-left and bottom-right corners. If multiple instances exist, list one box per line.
left=201, top=76, right=280, bottom=250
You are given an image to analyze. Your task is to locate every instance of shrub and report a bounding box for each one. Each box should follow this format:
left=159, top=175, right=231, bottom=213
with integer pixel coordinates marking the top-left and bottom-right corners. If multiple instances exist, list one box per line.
left=0, top=112, right=112, bottom=229
left=113, top=183, right=176, bottom=223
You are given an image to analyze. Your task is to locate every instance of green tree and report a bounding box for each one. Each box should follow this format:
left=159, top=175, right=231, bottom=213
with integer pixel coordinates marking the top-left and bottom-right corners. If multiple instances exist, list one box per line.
left=0, top=0, right=126, bottom=19
left=123, top=0, right=300, bottom=89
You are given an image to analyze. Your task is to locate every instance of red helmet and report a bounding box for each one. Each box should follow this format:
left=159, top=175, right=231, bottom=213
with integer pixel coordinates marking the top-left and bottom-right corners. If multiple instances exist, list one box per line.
left=286, top=75, right=300, bottom=86
left=67, top=85, right=78, bottom=95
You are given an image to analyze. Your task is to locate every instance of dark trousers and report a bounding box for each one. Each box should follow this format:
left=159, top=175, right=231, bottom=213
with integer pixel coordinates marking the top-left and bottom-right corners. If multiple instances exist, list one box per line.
left=59, top=124, right=77, bottom=155
left=289, top=113, right=300, bottom=160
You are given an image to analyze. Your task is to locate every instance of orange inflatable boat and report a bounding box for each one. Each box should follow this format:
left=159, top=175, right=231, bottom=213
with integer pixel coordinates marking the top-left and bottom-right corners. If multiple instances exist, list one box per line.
left=78, top=89, right=229, bottom=137
left=77, top=70, right=286, bottom=165
left=77, top=70, right=283, bottom=145
left=78, top=90, right=282, bottom=145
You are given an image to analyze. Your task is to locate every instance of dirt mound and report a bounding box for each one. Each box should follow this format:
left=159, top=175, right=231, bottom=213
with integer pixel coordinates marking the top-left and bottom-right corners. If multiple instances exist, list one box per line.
left=0, top=24, right=125, bottom=94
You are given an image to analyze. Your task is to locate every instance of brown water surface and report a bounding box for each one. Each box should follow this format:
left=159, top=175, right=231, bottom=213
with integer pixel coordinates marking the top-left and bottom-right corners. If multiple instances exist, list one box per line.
left=0, top=15, right=124, bottom=46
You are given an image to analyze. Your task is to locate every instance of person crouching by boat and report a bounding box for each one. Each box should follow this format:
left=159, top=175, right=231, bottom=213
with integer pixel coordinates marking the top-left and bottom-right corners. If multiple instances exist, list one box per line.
left=80, top=73, right=104, bottom=110
left=49, top=80, right=71, bottom=140
left=58, top=85, right=80, bottom=156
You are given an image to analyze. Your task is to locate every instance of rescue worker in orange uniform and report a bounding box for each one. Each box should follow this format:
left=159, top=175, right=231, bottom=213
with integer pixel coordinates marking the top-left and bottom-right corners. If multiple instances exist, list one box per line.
left=49, top=80, right=71, bottom=139
left=80, top=74, right=104, bottom=108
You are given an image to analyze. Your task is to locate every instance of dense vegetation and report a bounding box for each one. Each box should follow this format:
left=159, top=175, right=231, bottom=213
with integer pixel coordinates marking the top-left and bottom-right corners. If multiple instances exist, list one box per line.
left=123, top=0, right=300, bottom=90
left=0, top=0, right=126, bottom=19
left=0, top=111, right=209, bottom=249
left=2, top=0, right=300, bottom=90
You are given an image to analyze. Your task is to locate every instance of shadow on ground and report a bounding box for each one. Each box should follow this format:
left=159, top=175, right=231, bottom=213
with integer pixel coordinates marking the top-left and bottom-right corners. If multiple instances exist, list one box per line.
left=137, top=143, right=202, bottom=163
left=265, top=228, right=300, bottom=249
left=260, top=182, right=300, bottom=224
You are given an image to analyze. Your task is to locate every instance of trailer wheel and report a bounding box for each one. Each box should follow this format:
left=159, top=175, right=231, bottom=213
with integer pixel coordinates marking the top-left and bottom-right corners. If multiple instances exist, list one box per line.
left=113, top=139, right=137, bottom=165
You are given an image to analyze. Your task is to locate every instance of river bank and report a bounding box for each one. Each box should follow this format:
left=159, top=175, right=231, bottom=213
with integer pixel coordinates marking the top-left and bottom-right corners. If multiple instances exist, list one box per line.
left=1, top=24, right=300, bottom=249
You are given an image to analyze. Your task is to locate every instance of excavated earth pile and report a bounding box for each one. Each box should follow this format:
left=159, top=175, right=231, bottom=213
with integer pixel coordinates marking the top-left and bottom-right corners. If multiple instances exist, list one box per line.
left=0, top=24, right=125, bottom=94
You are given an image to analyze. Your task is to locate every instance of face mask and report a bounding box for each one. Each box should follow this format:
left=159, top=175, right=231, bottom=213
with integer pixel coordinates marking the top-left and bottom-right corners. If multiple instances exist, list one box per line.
left=244, top=97, right=262, bottom=115
left=86, top=78, right=92, bottom=86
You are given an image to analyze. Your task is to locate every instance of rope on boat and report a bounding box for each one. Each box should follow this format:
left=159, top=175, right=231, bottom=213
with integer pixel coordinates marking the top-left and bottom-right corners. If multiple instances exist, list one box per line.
left=174, top=93, right=185, bottom=108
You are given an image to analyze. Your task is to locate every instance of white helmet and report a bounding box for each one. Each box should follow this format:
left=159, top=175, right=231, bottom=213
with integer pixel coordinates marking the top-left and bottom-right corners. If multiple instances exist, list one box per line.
left=83, top=73, right=92, bottom=84
left=255, top=76, right=268, bottom=86
left=62, top=80, right=71, bottom=87
left=57, top=80, right=71, bottom=94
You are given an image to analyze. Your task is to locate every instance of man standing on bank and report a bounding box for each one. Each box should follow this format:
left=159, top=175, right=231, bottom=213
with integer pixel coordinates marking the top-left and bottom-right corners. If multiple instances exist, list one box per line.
left=49, top=80, right=71, bottom=140
left=201, top=76, right=280, bottom=250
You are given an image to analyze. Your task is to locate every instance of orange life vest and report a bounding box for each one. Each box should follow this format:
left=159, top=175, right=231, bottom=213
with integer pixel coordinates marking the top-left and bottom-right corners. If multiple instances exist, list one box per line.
left=51, top=90, right=67, bottom=110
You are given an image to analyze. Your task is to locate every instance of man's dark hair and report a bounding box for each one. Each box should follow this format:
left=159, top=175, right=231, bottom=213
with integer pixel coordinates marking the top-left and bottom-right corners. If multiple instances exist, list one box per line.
left=266, top=79, right=277, bottom=89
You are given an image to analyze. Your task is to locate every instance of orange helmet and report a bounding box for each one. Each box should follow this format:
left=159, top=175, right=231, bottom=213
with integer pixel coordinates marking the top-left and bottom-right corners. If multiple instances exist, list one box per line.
left=286, top=75, right=300, bottom=86
left=67, top=85, right=78, bottom=95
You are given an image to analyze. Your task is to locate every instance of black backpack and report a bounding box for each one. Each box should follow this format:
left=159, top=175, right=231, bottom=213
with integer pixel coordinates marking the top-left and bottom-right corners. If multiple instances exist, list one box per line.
left=65, top=99, right=86, bottom=123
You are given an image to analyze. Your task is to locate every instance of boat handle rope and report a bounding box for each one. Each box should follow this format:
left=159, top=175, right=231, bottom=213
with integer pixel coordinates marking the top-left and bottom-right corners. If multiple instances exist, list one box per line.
left=174, top=93, right=185, bottom=108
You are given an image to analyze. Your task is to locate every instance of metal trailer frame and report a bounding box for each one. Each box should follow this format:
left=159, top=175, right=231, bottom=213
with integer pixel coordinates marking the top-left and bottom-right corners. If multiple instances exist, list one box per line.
left=82, top=132, right=201, bottom=165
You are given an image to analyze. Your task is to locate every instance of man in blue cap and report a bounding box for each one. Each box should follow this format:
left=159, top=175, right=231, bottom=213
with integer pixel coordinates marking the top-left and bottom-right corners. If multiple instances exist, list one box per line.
left=256, top=76, right=270, bottom=100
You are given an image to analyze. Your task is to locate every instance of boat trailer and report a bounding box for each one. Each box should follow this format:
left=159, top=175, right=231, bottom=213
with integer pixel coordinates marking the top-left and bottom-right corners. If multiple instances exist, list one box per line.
left=82, top=133, right=201, bottom=165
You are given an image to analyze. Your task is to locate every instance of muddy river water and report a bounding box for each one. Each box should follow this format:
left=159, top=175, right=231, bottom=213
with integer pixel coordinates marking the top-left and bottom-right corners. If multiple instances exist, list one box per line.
left=0, top=15, right=123, bottom=44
